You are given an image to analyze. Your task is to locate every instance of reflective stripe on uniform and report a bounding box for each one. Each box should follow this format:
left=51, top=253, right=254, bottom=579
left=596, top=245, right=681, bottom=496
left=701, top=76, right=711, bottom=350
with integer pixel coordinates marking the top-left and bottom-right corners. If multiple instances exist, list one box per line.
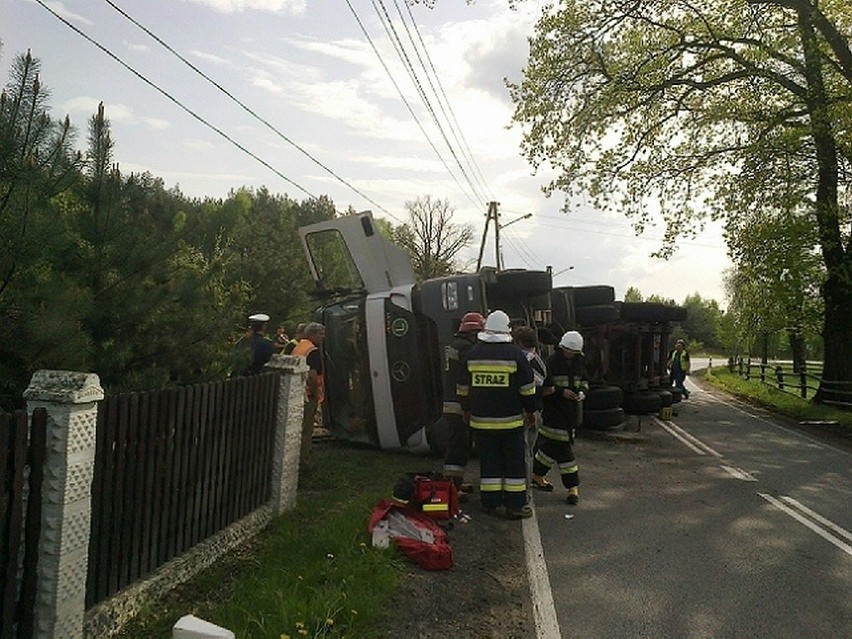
left=456, top=384, right=469, bottom=397
left=551, top=375, right=573, bottom=386
left=535, top=449, right=556, bottom=467
left=422, top=503, right=449, bottom=513
left=558, top=462, right=579, bottom=475
left=443, top=464, right=464, bottom=475
left=443, top=401, right=462, bottom=415
left=480, top=477, right=503, bottom=492
left=467, top=359, right=519, bottom=373
left=503, top=477, right=527, bottom=493
left=470, top=414, right=524, bottom=430
left=538, top=425, right=572, bottom=441
left=519, top=381, right=535, bottom=396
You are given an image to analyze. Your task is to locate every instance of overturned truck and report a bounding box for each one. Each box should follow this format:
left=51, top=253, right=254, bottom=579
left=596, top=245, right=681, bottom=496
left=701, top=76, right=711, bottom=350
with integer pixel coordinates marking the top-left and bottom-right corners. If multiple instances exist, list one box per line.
left=298, top=212, right=686, bottom=453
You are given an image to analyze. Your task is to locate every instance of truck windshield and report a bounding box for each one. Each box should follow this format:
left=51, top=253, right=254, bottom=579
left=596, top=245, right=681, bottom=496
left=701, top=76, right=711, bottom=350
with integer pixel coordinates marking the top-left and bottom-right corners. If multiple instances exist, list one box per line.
left=304, top=229, right=364, bottom=293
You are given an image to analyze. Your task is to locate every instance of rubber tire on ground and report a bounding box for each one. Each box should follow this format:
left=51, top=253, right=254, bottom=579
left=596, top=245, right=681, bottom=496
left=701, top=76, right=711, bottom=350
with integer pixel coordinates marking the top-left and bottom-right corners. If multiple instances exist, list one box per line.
left=488, top=269, right=553, bottom=298
left=550, top=287, right=576, bottom=332
left=622, top=391, right=663, bottom=414
left=582, top=407, right=625, bottom=430
left=575, top=304, right=618, bottom=326
left=619, top=302, right=669, bottom=323
left=658, top=390, right=673, bottom=408
left=584, top=385, right=624, bottom=410
left=573, top=285, right=615, bottom=307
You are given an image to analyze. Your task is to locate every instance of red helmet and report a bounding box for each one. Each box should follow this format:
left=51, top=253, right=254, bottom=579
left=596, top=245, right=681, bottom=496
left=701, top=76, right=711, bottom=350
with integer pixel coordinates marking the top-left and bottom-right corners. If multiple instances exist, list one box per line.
left=458, top=312, right=486, bottom=333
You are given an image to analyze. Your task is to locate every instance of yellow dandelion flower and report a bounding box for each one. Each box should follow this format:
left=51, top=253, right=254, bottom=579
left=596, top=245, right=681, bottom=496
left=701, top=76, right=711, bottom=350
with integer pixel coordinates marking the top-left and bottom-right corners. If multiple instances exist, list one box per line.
left=297, top=629, right=308, bottom=636
left=280, top=635, right=291, bottom=639
left=325, top=618, right=335, bottom=626
left=350, top=609, right=358, bottom=615
left=295, top=621, right=305, bottom=629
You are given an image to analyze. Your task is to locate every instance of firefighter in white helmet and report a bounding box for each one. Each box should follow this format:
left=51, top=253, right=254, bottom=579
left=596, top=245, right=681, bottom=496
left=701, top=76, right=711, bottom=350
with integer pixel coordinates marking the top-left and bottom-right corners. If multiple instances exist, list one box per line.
left=457, top=310, right=537, bottom=519
left=531, top=330, right=588, bottom=504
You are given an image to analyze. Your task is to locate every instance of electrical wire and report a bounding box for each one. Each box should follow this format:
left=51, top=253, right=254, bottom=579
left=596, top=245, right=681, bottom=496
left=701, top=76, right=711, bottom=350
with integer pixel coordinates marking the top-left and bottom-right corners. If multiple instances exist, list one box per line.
left=98, top=0, right=403, bottom=223
left=33, top=0, right=318, bottom=200
left=352, top=0, right=482, bottom=209
left=392, top=0, right=494, bottom=202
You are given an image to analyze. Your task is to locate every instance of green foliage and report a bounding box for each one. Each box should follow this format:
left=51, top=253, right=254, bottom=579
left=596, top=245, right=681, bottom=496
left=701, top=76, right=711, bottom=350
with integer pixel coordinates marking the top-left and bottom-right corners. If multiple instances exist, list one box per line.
left=510, top=0, right=852, bottom=388
left=623, top=286, right=642, bottom=302
left=117, top=442, right=422, bottom=638
left=0, top=51, right=339, bottom=406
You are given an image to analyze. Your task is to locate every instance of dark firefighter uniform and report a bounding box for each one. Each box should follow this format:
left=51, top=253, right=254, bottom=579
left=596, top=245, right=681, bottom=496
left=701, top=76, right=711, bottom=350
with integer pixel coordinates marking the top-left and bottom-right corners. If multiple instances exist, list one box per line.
left=442, top=332, right=478, bottom=486
left=458, top=341, right=536, bottom=512
left=533, top=350, right=589, bottom=493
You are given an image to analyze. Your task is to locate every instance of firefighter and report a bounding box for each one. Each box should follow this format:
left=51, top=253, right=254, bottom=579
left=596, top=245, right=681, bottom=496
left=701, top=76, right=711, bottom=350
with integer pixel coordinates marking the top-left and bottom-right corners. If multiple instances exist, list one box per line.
left=531, top=330, right=588, bottom=505
left=458, top=310, right=537, bottom=520
left=442, top=312, right=486, bottom=494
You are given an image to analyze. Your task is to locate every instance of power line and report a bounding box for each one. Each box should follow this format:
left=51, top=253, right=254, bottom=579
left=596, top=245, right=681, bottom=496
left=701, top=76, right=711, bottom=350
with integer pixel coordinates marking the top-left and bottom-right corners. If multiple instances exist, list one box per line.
left=98, top=0, right=403, bottom=223
left=393, top=0, right=494, bottom=202
left=372, top=0, right=485, bottom=206
left=34, top=0, right=318, bottom=200
left=349, top=0, right=482, bottom=209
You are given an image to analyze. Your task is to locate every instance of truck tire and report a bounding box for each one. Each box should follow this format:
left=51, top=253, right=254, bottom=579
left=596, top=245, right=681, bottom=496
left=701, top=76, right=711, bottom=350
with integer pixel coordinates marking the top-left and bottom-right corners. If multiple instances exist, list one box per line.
left=488, top=269, right=552, bottom=298
left=623, top=391, right=662, bottom=414
left=573, top=285, right=615, bottom=307
left=658, top=390, right=673, bottom=408
left=582, top=407, right=625, bottom=430
left=619, top=302, right=669, bottom=323
left=584, top=385, right=623, bottom=410
left=575, top=304, right=617, bottom=326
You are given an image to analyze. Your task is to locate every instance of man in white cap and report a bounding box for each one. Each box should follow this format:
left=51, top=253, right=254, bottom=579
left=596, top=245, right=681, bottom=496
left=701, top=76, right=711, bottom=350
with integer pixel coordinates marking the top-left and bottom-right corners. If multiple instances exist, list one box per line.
left=457, top=310, right=537, bottom=519
left=233, top=312, right=275, bottom=376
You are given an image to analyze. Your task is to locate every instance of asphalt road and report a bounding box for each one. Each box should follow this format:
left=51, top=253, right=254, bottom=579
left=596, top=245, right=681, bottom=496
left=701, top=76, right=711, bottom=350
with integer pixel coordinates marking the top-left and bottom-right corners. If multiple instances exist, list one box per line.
left=527, top=376, right=852, bottom=638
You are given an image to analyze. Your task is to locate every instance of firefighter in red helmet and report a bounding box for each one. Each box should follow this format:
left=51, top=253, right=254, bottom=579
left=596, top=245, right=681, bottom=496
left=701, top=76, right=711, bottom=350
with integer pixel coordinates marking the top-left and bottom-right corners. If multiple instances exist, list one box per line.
left=441, top=312, right=486, bottom=494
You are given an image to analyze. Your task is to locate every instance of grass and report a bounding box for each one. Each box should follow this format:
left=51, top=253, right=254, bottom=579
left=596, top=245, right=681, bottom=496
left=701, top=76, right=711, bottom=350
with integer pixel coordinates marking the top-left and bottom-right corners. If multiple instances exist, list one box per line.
left=702, top=365, right=852, bottom=438
left=117, top=440, right=439, bottom=638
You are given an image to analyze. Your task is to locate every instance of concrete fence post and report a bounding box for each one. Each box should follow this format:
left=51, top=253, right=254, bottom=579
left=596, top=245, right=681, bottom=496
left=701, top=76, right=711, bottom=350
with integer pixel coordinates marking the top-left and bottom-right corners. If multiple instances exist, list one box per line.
left=23, top=370, right=103, bottom=639
left=264, top=355, right=308, bottom=514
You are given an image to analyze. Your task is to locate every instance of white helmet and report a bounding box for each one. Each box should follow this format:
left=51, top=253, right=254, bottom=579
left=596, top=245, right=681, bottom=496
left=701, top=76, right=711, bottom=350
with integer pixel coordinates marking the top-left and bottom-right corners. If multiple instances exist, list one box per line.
left=484, top=310, right=511, bottom=334
left=559, top=330, right=584, bottom=353
left=480, top=310, right=513, bottom=343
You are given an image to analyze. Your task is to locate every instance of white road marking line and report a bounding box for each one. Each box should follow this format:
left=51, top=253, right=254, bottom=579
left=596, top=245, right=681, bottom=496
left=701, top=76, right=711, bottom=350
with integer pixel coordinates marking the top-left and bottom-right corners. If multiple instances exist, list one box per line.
left=524, top=506, right=561, bottom=639
left=720, top=465, right=758, bottom=481
left=653, top=417, right=721, bottom=457
left=758, top=493, right=852, bottom=558
left=780, top=496, right=852, bottom=543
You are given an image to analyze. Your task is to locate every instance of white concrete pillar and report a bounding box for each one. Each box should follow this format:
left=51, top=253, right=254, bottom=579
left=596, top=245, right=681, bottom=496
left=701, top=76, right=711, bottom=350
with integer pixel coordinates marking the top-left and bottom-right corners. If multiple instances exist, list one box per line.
left=24, top=370, right=103, bottom=639
left=264, top=355, right=308, bottom=514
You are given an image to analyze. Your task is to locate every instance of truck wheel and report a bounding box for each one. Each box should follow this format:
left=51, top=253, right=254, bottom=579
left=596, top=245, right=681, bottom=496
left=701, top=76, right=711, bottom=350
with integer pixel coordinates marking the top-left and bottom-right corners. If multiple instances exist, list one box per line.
left=489, top=269, right=552, bottom=298
left=582, top=407, right=625, bottom=430
left=619, top=302, right=669, bottom=323
left=573, top=285, right=615, bottom=307
left=575, top=304, right=617, bottom=326
left=622, top=391, right=662, bottom=414
left=584, top=385, right=623, bottom=410
left=658, top=390, right=673, bottom=408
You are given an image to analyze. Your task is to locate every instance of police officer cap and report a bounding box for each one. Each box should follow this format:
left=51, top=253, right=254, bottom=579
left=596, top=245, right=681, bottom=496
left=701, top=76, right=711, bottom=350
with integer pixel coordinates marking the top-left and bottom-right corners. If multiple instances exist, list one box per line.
left=248, top=313, right=270, bottom=323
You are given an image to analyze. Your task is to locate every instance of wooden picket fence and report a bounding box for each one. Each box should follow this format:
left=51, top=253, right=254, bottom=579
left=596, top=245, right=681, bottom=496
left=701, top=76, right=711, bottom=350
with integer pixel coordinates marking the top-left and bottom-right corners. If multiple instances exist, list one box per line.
left=0, top=408, right=47, bottom=639
left=85, top=372, right=280, bottom=608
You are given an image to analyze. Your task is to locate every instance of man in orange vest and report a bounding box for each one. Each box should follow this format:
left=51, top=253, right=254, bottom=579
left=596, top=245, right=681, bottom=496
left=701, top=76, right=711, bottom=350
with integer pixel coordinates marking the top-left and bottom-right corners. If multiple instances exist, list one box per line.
left=291, top=322, right=326, bottom=471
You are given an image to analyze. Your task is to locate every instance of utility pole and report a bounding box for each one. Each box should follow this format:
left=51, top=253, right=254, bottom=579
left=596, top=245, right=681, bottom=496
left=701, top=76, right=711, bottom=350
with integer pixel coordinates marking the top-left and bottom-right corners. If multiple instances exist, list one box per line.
left=476, top=202, right=532, bottom=271
left=476, top=201, right=500, bottom=271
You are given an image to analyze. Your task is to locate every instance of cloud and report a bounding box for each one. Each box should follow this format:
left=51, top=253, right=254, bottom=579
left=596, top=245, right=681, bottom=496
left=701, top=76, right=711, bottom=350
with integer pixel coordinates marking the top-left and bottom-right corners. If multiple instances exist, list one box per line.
left=190, top=50, right=232, bottom=66
left=33, top=0, right=93, bottom=25
left=60, top=97, right=170, bottom=131
left=183, top=0, right=306, bottom=15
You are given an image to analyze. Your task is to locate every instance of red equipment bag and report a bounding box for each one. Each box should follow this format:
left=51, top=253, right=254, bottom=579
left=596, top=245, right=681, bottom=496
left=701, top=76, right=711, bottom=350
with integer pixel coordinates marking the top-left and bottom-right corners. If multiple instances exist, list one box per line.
left=392, top=472, right=460, bottom=521
left=368, top=499, right=453, bottom=570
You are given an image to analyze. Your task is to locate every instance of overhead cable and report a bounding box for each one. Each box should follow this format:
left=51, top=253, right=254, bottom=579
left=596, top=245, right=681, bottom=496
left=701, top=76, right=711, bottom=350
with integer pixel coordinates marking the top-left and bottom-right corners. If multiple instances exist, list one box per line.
left=372, top=0, right=486, bottom=207
left=98, top=0, right=402, bottom=223
left=34, top=0, right=317, bottom=200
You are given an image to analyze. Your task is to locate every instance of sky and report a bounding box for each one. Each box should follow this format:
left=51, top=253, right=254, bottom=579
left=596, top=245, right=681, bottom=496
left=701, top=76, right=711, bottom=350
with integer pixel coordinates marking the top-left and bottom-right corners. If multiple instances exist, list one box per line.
left=1, top=0, right=732, bottom=306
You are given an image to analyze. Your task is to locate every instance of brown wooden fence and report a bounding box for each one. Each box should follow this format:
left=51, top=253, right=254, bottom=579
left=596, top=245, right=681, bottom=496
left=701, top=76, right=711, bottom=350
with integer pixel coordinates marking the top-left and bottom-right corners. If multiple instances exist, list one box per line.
left=85, top=372, right=280, bottom=608
left=0, top=408, right=47, bottom=639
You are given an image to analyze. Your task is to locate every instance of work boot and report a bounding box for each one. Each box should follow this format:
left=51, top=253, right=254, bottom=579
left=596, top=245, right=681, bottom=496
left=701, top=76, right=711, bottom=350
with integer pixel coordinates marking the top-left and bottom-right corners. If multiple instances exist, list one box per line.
left=566, top=487, right=579, bottom=505
left=531, top=474, right=554, bottom=492
left=458, top=482, right=474, bottom=494
left=505, top=504, right=534, bottom=520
